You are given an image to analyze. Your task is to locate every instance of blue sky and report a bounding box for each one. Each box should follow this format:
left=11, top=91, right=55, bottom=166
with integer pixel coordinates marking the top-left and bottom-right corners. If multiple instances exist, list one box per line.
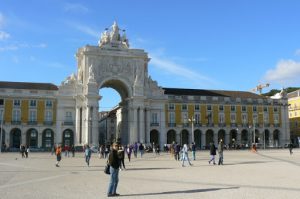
left=1, top=0, right=300, bottom=111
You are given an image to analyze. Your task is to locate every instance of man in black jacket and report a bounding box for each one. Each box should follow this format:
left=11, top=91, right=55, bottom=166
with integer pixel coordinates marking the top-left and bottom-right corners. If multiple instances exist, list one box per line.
left=107, top=142, right=120, bottom=197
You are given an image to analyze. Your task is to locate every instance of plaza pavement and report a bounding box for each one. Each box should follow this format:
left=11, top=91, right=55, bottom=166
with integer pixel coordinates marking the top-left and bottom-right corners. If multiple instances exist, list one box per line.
left=0, top=149, right=299, bottom=199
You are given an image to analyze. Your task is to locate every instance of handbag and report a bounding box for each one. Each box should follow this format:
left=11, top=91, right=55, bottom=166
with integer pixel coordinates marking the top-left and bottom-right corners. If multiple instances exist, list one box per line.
left=104, top=164, right=110, bottom=175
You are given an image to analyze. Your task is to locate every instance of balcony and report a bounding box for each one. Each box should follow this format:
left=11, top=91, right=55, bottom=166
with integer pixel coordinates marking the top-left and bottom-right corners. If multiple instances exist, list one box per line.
left=63, top=121, right=74, bottom=126
left=11, top=120, right=21, bottom=125
left=44, top=121, right=54, bottom=126
left=194, top=123, right=202, bottom=127
left=206, top=123, right=214, bottom=127
left=27, top=121, right=37, bottom=125
left=168, top=123, right=176, bottom=127
left=182, top=123, right=189, bottom=127
left=218, top=123, right=226, bottom=127
left=230, top=123, right=237, bottom=127
left=150, top=122, right=159, bottom=127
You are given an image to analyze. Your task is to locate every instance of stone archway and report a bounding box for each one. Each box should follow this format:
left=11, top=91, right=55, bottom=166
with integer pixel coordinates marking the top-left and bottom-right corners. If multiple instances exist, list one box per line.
left=62, top=129, right=74, bottom=147
left=218, top=129, right=225, bottom=142
left=26, top=128, right=38, bottom=147
left=273, top=129, right=280, bottom=147
left=194, top=129, right=201, bottom=147
left=181, top=129, right=189, bottom=145
left=10, top=128, right=21, bottom=148
left=206, top=129, right=214, bottom=147
left=42, top=129, right=54, bottom=149
left=241, top=129, right=248, bottom=145
left=167, top=130, right=176, bottom=144
left=150, top=129, right=159, bottom=145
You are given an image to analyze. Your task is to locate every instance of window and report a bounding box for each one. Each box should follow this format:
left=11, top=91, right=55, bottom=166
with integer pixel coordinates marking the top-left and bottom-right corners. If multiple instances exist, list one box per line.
left=45, top=111, right=53, bottom=121
left=182, top=113, right=188, bottom=123
left=169, top=112, right=175, bottom=123
left=12, top=109, right=21, bottom=121
left=0, top=99, right=4, bottom=106
left=45, top=130, right=52, bottom=138
left=274, top=107, right=278, bottom=112
left=65, top=111, right=72, bottom=121
left=194, top=104, right=200, bottom=111
left=219, top=113, right=225, bottom=124
left=195, top=113, right=200, bottom=124
left=264, top=114, right=269, bottom=123
left=14, top=99, right=21, bottom=107
left=230, top=114, right=236, bottom=123
left=242, top=114, right=247, bottom=124
left=30, top=100, right=36, bottom=107
left=46, top=100, right=52, bottom=108
left=31, top=131, right=37, bottom=137
left=231, top=105, right=236, bottom=112
left=242, top=106, right=247, bottom=112
left=207, top=105, right=212, bottom=111
left=274, top=114, right=279, bottom=124
left=151, top=113, right=158, bottom=123
left=253, top=106, right=257, bottom=112
left=168, top=103, right=175, bottom=110
left=182, top=104, right=187, bottom=111
left=263, top=106, right=268, bottom=112
left=219, top=105, right=224, bottom=111
left=29, top=110, right=37, bottom=122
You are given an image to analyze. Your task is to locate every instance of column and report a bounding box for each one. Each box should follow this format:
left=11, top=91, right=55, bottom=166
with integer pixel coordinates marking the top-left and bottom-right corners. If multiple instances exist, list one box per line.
left=75, top=106, right=80, bottom=145
left=237, top=130, right=241, bottom=145
left=139, top=108, right=145, bottom=143
left=38, top=132, right=42, bottom=148
left=145, top=108, right=151, bottom=144
left=269, top=130, right=274, bottom=147
left=213, top=131, right=218, bottom=146
left=225, top=132, right=230, bottom=146
left=159, top=108, right=166, bottom=149
left=129, top=107, right=138, bottom=144
left=201, top=130, right=206, bottom=149
left=92, top=106, right=99, bottom=146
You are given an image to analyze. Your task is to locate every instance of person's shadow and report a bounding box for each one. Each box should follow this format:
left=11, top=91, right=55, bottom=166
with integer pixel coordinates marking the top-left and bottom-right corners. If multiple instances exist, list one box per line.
left=119, top=186, right=239, bottom=197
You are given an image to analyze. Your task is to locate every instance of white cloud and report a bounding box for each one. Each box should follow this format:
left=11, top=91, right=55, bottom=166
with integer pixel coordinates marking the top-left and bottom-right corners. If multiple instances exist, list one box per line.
left=150, top=54, right=217, bottom=86
left=0, top=42, right=47, bottom=52
left=67, top=22, right=99, bottom=38
left=64, top=3, right=89, bottom=13
left=295, top=49, right=300, bottom=56
left=264, top=59, right=300, bottom=85
left=0, top=31, right=10, bottom=40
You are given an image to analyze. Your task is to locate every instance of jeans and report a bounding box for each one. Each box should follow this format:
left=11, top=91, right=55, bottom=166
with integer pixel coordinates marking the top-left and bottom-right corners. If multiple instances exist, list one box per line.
left=85, top=155, right=90, bottom=166
left=107, top=167, right=119, bottom=195
left=182, top=152, right=192, bottom=166
left=192, top=151, right=196, bottom=160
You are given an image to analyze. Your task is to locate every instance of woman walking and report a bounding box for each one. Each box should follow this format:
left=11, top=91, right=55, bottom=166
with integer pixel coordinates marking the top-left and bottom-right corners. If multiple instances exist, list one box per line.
left=208, top=142, right=216, bottom=165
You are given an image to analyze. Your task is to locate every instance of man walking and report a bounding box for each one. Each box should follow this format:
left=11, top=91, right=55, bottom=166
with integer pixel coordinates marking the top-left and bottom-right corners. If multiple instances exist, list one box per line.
left=181, top=144, right=192, bottom=167
left=218, top=140, right=224, bottom=165
left=208, top=142, right=216, bottom=165
left=85, top=145, right=92, bottom=166
left=107, top=142, right=121, bottom=197
left=191, top=142, right=196, bottom=160
left=55, top=145, right=62, bottom=167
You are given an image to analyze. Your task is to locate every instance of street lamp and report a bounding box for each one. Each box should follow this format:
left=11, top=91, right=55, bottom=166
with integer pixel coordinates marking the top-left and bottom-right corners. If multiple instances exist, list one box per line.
left=189, top=116, right=195, bottom=143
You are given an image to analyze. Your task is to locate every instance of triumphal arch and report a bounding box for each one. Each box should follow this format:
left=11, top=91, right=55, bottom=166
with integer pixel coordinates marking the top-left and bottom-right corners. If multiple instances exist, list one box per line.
left=73, top=22, right=165, bottom=146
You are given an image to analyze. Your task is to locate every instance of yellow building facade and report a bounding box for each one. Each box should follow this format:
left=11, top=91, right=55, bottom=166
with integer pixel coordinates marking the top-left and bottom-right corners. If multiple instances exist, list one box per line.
left=288, top=89, right=300, bottom=146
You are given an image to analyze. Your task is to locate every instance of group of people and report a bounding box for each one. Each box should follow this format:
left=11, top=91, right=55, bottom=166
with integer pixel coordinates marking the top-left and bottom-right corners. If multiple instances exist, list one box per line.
left=20, top=144, right=29, bottom=158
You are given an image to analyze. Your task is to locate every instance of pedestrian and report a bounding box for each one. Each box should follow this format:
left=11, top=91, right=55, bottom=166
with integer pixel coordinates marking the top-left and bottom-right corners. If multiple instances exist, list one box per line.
left=288, top=142, right=293, bottom=155
left=156, top=144, right=160, bottom=155
left=55, top=145, right=62, bottom=167
left=64, top=145, right=70, bottom=157
left=118, top=145, right=126, bottom=170
left=126, top=144, right=132, bottom=162
left=71, top=145, right=75, bottom=157
left=208, top=142, right=216, bottom=165
left=104, top=144, right=110, bottom=159
left=181, top=144, right=192, bottom=167
left=191, top=142, right=196, bottom=160
left=218, top=140, right=224, bottom=165
left=85, top=145, right=92, bottom=166
left=139, top=143, right=144, bottom=158
left=51, top=145, right=55, bottom=155
left=174, top=142, right=181, bottom=161
left=20, top=145, right=25, bottom=158
left=25, top=145, right=29, bottom=158
left=107, top=142, right=121, bottom=197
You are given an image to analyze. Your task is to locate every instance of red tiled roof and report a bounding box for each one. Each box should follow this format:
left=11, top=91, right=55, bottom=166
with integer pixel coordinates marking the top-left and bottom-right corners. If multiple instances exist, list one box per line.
left=0, top=81, right=58, bottom=90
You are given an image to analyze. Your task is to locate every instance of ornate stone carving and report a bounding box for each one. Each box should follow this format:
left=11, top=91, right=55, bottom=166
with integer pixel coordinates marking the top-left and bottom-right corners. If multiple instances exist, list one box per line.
left=98, top=21, right=129, bottom=49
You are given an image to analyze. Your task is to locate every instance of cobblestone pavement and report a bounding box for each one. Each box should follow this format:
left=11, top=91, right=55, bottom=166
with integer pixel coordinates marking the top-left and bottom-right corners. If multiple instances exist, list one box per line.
left=0, top=149, right=299, bottom=199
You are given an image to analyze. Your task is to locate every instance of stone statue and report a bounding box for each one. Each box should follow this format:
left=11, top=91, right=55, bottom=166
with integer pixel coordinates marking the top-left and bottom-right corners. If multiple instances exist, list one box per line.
left=89, top=65, right=95, bottom=81
left=110, top=21, right=120, bottom=41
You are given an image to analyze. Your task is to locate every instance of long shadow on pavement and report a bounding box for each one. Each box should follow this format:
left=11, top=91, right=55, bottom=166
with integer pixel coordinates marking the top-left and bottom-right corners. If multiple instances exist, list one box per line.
left=119, top=187, right=239, bottom=197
